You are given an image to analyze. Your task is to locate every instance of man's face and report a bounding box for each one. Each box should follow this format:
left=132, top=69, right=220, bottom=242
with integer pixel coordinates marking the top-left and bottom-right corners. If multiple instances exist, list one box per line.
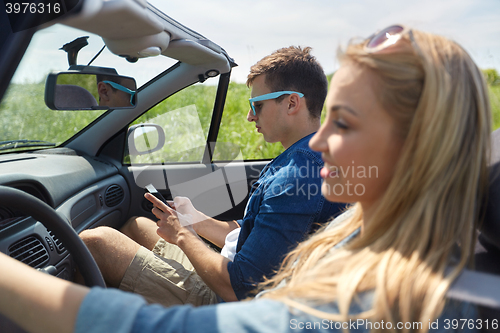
left=97, top=81, right=134, bottom=108
left=247, top=75, right=288, bottom=144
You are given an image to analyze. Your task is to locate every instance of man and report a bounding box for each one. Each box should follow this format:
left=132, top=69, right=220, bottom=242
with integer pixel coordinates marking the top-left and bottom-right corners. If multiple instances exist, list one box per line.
left=96, top=75, right=136, bottom=107
left=80, top=46, right=343, bottom=306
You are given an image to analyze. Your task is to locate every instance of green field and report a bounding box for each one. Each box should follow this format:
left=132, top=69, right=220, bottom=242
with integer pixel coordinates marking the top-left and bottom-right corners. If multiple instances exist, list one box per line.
left=1, top=73, right=499, bottom=161
left=0, top=82, right=105, bottom=144
left=214, top=78, right=500, bottom=160
left=490, top=85, right=500, bottom=129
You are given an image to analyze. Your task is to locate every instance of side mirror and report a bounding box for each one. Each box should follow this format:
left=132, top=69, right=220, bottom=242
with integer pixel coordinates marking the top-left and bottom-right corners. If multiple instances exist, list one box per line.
left=45, top=72, right=137, bottom=110
left=127, top=124, right=166, bottom=156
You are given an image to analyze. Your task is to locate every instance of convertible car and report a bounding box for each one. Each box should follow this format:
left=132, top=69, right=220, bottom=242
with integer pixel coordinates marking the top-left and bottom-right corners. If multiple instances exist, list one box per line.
left=0, top=1, right=499, bottom=332
left=0, top=0, right=261, bottom=331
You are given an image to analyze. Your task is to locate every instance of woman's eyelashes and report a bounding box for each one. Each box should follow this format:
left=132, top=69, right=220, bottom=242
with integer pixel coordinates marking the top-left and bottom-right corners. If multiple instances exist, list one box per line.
left=333, top=119, right=349, bottom=130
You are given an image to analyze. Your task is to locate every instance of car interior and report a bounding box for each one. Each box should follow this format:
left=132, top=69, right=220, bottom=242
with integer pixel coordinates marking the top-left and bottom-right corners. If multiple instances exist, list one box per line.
left=0, top=0, right=499, bottom=332
left=0, top=1, right=263, bottom=331
left=472, top=127, right=500, bottom=331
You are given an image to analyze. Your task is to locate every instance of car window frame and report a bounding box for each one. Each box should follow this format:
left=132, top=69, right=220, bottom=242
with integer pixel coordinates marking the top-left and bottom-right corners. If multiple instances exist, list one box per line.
left=121, top=68, right=233, bottom=166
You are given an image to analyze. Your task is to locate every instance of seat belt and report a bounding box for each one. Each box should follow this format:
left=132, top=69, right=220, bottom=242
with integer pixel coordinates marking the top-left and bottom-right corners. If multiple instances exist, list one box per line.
left=447, top=269, right=500, bottom=309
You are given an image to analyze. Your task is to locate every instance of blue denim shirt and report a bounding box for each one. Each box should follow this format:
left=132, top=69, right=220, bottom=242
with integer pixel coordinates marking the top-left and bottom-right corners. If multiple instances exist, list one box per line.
left=228, top=133, right=344, bottom=299
left=76, top=279, right=477, bottom=333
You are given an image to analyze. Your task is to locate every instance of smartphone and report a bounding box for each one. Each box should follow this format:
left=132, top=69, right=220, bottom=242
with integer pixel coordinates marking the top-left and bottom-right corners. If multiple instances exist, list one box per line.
left=145, top=184, right=173, bottom=209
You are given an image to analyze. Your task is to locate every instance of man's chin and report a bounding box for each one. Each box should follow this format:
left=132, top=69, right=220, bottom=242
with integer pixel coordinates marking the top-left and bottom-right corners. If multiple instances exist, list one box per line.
left=262, top=136, right=279, bottom=144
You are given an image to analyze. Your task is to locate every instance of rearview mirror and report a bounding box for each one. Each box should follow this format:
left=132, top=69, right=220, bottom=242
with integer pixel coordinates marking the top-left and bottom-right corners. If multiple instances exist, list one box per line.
left=45, top=72, right=137, bottom=110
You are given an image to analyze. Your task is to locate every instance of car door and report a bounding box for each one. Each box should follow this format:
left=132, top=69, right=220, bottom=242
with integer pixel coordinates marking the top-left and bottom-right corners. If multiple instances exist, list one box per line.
left=93, top=70, right=280, bottom=227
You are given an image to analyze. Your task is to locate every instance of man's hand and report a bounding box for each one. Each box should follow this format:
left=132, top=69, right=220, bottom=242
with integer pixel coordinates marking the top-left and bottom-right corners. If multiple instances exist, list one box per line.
left=144, top=193, right=197, bottom=245
left=171, top=197, right=240, bottom=247
left=171, top=196, right=209, bottom=228
left=144, top=193, right=238, bottom=301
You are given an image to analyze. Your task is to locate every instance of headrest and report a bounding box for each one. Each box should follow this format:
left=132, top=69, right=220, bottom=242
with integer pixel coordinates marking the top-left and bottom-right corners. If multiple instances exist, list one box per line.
left=481, top=128, right=500, bottom=248
left=54, top=84, right=98, bottom=109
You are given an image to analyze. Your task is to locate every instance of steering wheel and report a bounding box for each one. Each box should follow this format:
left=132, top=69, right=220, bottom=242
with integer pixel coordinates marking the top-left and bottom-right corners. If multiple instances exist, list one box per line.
left=0, top=186, right=106, bottom=287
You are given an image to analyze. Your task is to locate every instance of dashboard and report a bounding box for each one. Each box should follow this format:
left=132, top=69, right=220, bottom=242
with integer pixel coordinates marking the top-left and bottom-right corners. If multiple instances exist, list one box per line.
left=0, top=147, right=131, bottom=281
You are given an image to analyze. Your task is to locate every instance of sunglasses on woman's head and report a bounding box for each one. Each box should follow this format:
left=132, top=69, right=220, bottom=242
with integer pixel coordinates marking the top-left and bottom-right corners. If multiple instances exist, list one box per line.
left=364, top=24, right=415, bottom=53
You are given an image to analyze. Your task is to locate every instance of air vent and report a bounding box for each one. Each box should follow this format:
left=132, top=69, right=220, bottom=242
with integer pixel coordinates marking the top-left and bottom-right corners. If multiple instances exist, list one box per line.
left=8, top=236, right=49, bottom=268
left=105, top=185, right=124, bottom=207
left=47, top=229, right=65, bottom=253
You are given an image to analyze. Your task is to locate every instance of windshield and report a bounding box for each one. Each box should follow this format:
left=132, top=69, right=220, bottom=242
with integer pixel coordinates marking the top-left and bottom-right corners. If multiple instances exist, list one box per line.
left=0, top=24, right=177, bottom=153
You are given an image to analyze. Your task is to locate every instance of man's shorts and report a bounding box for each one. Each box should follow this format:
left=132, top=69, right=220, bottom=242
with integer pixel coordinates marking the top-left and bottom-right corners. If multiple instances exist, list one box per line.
left=119, top=238, right=218, bottom=307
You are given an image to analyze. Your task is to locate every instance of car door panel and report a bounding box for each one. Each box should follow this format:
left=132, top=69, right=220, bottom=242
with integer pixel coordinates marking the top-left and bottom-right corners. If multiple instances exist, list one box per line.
left=120, top=160, right=267, bottom=223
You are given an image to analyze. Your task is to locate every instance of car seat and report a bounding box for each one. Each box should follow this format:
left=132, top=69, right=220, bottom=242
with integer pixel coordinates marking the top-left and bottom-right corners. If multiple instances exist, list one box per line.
left=54, top=84, right=98, bottom=109
left=474, top=127, right=500, bottom=331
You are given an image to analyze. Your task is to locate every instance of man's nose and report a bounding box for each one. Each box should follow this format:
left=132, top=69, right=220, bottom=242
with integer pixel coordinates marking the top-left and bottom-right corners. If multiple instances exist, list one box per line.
left=247, top=108, right=257, bottom=122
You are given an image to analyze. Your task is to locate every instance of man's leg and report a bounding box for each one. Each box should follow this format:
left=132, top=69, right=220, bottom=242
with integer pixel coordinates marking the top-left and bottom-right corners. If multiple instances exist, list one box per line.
left=118, top=239, right=218, bottom=307
left=119, top=217, right=218, bottom=306
left=79, top=226, right=140, bottom=288
left=80, top=217, right=217, bottom=306
left=120, top=216, right=161, bottom=251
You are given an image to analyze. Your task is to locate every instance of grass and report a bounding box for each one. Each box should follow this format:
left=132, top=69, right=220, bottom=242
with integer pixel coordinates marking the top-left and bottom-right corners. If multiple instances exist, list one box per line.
left=128, top=81, right=284, bottom=163
left=490, top=85, right=500, bottom=129
left=1, top=77, right=500, bottom=160
left=0, top=83, right=105, bottom=145
left=217, top=82, right=284, bottom=160
left=129, top=82, right=217, bottom=164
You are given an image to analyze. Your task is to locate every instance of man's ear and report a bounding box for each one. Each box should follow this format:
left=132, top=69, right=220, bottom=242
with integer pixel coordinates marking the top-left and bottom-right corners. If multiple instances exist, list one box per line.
left=97, top=82, right=110, bottom=102
left=287, top=93, right=301, bottom=115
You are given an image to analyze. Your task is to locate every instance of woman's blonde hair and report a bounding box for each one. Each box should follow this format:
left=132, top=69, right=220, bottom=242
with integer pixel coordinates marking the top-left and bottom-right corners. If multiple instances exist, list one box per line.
left=260, top=29, right=491, bottom=332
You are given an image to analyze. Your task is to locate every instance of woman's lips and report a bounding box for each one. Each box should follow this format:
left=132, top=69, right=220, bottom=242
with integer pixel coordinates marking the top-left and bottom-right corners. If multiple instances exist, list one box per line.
left=320, top=167, right=338, bottom=179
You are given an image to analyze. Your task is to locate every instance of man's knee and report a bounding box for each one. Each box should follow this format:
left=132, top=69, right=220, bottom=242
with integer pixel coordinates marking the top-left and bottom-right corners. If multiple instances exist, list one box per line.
left=79, top=226, right=116, bottom=254
left=79, top=226, right=141, bottom=287
left=120, top=216, right=160, bottom=250
left=120, top=216, right=140, bottom=236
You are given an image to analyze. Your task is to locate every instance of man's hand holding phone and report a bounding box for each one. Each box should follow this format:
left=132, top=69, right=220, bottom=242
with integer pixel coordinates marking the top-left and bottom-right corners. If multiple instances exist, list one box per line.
left=144, top=184, right=174, bottom=211
left=144, top=184, right=197, bottom=245
left=144, top=191, right=191, bottom=245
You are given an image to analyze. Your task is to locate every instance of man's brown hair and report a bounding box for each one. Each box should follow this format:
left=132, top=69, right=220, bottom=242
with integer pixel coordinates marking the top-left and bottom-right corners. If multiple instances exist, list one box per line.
left=246, top=46, right=328, bottom=119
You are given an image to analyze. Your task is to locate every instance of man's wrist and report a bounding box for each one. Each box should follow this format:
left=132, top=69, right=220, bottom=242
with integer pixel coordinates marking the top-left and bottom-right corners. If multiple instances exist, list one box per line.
left=191, top=213, right=213, bottom=233
left=176, top=226, right=202, bottom=248
left=194, top=211, right=209, bottom=225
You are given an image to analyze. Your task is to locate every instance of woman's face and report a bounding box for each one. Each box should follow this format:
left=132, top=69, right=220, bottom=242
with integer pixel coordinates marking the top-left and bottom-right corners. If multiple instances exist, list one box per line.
left=309, top=63, right=404, bottom=211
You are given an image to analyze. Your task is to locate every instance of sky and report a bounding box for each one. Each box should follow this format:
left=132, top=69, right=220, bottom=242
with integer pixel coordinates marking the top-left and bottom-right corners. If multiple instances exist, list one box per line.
left=11, top=0, right=500, bottom=85
left=147, top=0, right=500, bottom=83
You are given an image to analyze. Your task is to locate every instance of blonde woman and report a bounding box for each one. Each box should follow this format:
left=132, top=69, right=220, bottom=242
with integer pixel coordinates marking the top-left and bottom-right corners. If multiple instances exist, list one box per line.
left=0, top=25, right=490, bottom=333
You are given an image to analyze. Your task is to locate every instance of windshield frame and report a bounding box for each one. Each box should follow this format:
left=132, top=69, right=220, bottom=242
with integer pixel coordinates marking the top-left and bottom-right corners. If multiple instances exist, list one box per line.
left=0, top=24, right=180, bottom=155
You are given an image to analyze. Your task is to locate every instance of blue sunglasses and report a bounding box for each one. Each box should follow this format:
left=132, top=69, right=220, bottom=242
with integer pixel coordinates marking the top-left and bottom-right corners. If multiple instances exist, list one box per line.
left=249, top=91, right=304, bottom=115
left=103, top=80, right=136, bottom=105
